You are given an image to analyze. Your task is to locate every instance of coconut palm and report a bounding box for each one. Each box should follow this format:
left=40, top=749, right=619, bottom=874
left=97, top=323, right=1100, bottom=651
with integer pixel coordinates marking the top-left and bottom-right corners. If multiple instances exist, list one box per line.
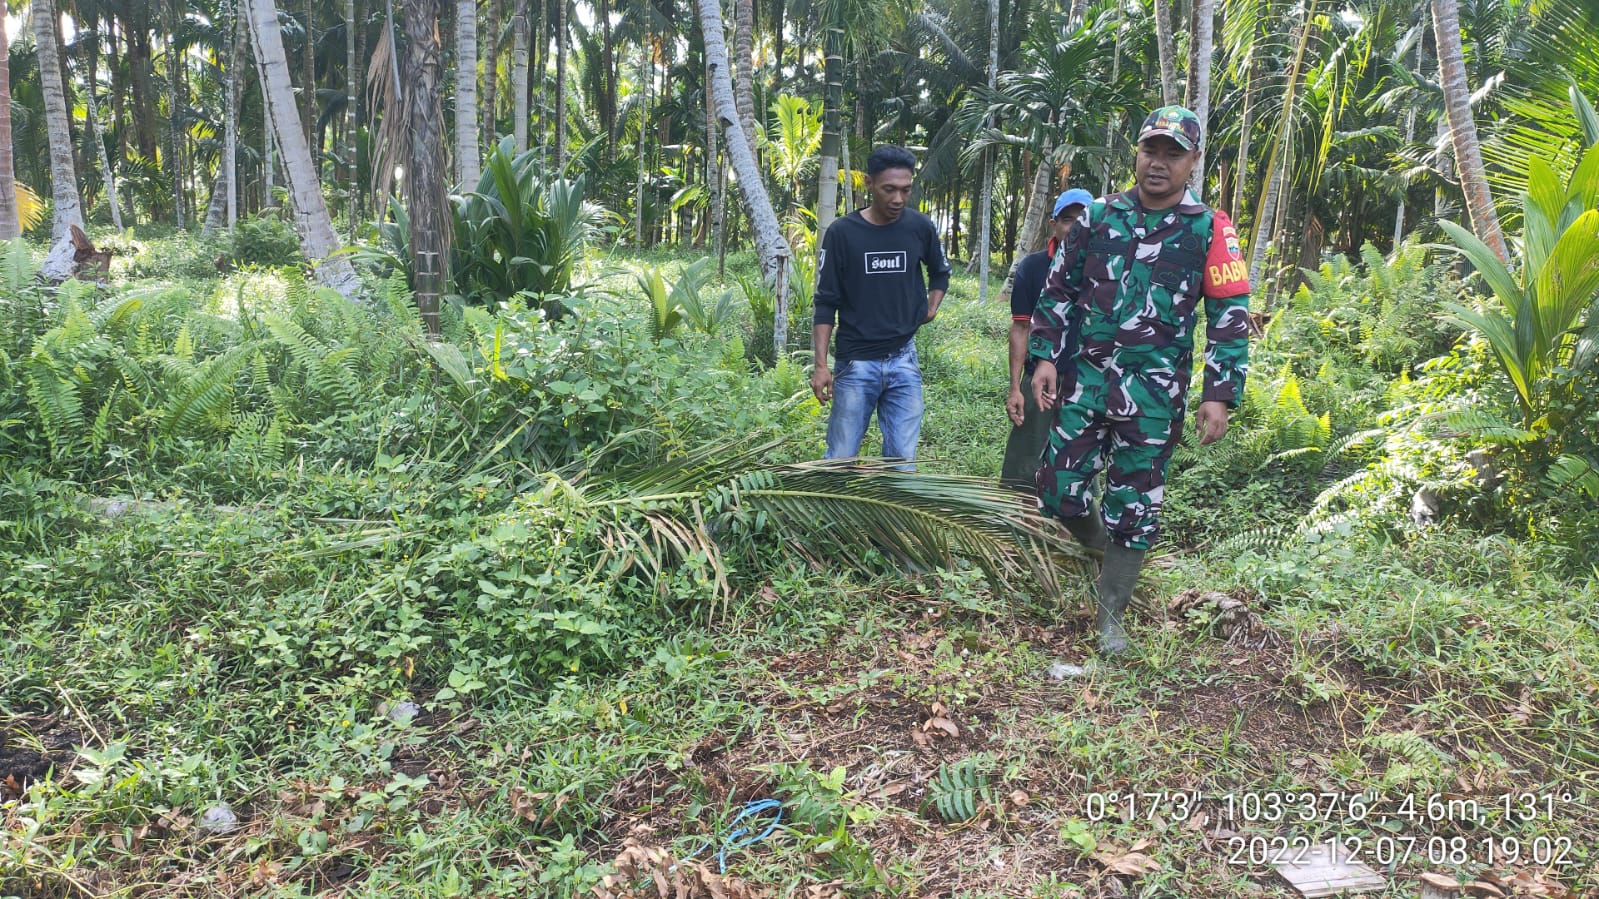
left=1432, top=0, right=1507, bottom=261
left=695, top=0, right=793, bottom=357
left=33, top=0, right=86, bottom=280
left=245, top=0, right=361, bottom=296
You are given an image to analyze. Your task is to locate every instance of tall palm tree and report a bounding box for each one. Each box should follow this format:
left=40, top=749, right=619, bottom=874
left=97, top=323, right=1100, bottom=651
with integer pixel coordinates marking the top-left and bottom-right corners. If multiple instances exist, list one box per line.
left=245, top=0, right=361, bottom=296
left=168, top=6, right=185, bottom=226
left=204, top=3, right=247, bottom=234
left=732, top=0, right=758, bottom=161
left=1246, top=0, right=1316, bottom=290
left=1187, top=0, right=1215, bottom=198
left=1432, top=0, right=1507, bottom=262
left=958, top=9, right=1128, bottom=304
left=814, top=18, right=845, bottom=235
left=1154, top=0, right=1179, bottom=105
left=811, top=0, right=893, bottom=234
left=403, top=0, right=449, bottom=332
left=554, top=0, right=568, bottom=170
left=512, top=0, right=529, bottom=152
left=695, top=0, right=792, bottom=356
left=977, top=0, right=998, bottom=300
left=456, top=0, right=482, bottom=185
left=81, top=4, right=124, bottom=232
left=34, top=0, right=86, bottom=279
left=0, top=20, right=19, bottom=240
left=347, top=0, right=360, bottom=224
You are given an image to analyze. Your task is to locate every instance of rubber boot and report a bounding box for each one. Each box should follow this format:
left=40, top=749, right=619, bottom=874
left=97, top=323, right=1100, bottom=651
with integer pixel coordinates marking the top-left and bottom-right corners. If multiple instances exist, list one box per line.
left=1063, top=512, right=1109, bottom=554
left=1095, top=543, right=1145, bottom=656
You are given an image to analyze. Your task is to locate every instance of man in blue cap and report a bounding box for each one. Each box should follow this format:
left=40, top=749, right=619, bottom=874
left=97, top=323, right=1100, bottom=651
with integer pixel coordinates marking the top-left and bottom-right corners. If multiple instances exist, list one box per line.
left=1000, top=187, right=1094, bottom=487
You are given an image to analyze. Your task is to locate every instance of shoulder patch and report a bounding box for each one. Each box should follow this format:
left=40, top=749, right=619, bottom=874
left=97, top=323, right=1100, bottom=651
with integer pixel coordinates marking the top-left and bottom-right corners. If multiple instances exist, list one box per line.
left=1203, top=210, right=1250, bottom=298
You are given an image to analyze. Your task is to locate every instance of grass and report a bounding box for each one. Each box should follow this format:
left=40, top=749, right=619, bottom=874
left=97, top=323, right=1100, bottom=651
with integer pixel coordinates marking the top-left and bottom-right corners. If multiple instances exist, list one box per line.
left=2, top=235, right=1597, bottom=898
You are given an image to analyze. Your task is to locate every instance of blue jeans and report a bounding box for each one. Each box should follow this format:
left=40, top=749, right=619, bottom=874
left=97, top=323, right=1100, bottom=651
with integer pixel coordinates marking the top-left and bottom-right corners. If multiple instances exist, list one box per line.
left=825, top=341, right=924, bottom=469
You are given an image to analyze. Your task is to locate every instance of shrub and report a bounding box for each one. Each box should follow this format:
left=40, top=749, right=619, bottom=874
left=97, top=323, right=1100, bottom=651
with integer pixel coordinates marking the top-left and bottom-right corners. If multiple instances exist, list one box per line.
left=227, top=214, right=304, bottom=268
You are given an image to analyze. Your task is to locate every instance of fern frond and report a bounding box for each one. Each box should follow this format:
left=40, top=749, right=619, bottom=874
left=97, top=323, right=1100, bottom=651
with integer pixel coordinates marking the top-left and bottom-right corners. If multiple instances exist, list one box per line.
left=162, top=347, right=253, bottom=436
left=925, top=758, right=992, bottom=823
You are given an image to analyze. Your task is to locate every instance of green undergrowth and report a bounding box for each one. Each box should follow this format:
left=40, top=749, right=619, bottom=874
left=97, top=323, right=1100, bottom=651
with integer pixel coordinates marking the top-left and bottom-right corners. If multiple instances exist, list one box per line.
left=2, top=234, right=1597, bottom=896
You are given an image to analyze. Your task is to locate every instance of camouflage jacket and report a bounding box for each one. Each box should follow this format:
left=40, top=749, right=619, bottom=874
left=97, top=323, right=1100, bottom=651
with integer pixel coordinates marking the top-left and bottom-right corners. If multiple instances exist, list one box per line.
left=1028, top=187, right=1252, bottom=420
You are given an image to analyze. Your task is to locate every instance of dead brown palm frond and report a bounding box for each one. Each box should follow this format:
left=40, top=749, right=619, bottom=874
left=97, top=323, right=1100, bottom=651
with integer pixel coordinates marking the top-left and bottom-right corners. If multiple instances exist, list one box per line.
left=366, top=10, right=403, bottom=201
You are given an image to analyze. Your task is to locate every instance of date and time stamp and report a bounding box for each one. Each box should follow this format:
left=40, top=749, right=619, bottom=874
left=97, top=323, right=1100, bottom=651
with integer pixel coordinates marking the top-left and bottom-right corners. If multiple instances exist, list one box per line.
left=1082, top=789, right=1583, bottom=869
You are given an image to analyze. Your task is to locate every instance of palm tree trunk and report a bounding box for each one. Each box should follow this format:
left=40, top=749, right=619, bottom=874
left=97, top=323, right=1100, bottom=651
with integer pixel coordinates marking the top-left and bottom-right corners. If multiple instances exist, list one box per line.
left=533, top=0, right=546, bottom=165
left=634, top=35, right=648, bottom=245
left=347, top=0, right=361, bottom=225
left=246, top=0, right=362, bottom=296
left=0, top=23, right=18, bottom=240
left=482, top=0, right=500, bottom=142
left=977, top=0, right=998, bottom=300
left=83, top=17, right=123, bottom=232
left=1431, top=0, right=1507, bottom=262
left=167, top=20, right=184, bottom=227
left=733, top=0, right=759, bottom=160
left=1393, top=105, right=1416, bottom=245
left=110, top=21, right=128, bottom=166
left=696, top=0, right=792, bottom=356
left=403, top=0, right=449, bottom=333
left=127, top=24, right=158, bottom=162
left=1186, top=0, right=1214, bottom=199
left=1248, top=3, right=1316, bottom=294
left=263, top=92, right=277, bottom=207
left=554, top=0, right=567, bottom=170
left=34, top=0, right=85, bottom=279
left=998, top=138, right=1053, bottom=309
left=1102, top=0, right=1123, bottom=193
left=1153, top=0, right=1179, bottom=105
left=1231, top=53, right=1257, bottom=219
left=707, top=60, right=723, bottom=256
left=303, top=0, right=317, bottom=137
left=206, top=6, right=247, bottom=234
left=814, top=22, right=843, bottom=236
left=840, top=123, right=854, bottom=209
left=456, top=0, right=481, bottom=185
left=512, top=0, right=529, bottom=153
left=598, top=0, right=615, bottom=158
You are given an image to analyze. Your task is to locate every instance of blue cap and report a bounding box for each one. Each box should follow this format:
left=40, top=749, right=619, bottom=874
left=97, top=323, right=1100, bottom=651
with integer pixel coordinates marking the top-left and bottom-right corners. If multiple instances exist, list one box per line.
left=1052, top=189, right=1094, bottom=218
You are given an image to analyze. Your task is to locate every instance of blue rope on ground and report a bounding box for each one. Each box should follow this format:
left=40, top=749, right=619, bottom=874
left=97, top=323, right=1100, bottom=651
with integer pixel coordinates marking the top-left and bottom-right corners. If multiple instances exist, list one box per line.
left=679, top=798, right=785, bottom=874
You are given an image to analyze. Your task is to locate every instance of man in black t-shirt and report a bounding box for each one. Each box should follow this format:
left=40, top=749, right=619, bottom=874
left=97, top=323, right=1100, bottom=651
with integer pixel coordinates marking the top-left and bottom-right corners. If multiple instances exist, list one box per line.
left=999, top=188, right=1092, bottom=487
left=812, top=146, right=952, bottom=468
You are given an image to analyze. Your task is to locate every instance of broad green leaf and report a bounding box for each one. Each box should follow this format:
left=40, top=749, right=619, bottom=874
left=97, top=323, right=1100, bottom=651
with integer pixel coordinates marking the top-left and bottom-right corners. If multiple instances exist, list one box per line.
left=1435, top=221, right=1523, bottom=315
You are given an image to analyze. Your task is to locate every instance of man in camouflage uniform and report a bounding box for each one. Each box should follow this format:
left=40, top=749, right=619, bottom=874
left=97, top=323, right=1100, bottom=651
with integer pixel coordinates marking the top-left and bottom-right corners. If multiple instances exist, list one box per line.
left=1029, top=106, right=1252, bottom=654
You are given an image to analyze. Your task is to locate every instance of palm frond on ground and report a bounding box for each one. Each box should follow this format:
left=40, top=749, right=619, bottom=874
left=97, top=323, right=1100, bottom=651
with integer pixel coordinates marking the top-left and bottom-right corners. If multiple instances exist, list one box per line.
left=553, top=435, right=1087, bottom=614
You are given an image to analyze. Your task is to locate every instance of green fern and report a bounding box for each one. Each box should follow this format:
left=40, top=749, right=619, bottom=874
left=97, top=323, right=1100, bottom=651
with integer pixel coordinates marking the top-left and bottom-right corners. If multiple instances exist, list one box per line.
left=924, top=758, right=992, bottom=823
left=1547, top=454, right=1599, bottom=499
left=162, top=347, right=253, bottom=436
left=1, top=237, right=35, bottom=296
left=24, top=355, right=87, bottom=459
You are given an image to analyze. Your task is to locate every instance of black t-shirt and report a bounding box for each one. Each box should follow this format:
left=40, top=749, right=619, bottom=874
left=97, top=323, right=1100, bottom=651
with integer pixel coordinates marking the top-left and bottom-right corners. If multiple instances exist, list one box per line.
left=813, top=209, right=952, bottom=363
left=1009, top=248, right=1052, bottom=320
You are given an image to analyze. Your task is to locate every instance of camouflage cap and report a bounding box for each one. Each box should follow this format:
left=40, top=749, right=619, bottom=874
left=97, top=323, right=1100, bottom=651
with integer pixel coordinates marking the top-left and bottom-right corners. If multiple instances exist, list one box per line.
left=1137, top=105, right=1202, bottom=150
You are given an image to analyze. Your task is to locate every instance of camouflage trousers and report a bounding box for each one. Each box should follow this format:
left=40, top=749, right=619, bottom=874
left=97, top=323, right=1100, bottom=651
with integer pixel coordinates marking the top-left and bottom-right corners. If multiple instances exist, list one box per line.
left=1034, top=402, right=1181, bottom=552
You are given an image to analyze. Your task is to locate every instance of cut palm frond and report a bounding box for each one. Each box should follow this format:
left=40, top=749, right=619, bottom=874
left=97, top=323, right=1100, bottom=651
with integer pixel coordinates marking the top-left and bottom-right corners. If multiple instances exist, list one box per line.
left=549, top=435, right=1088, bottom=617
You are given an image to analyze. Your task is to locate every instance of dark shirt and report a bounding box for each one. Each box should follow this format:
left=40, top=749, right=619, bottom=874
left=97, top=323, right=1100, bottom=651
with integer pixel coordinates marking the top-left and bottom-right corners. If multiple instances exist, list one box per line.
left=1010, top=248, right=1053, bottom=321
left=813, top=209, right=952, bottom=363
